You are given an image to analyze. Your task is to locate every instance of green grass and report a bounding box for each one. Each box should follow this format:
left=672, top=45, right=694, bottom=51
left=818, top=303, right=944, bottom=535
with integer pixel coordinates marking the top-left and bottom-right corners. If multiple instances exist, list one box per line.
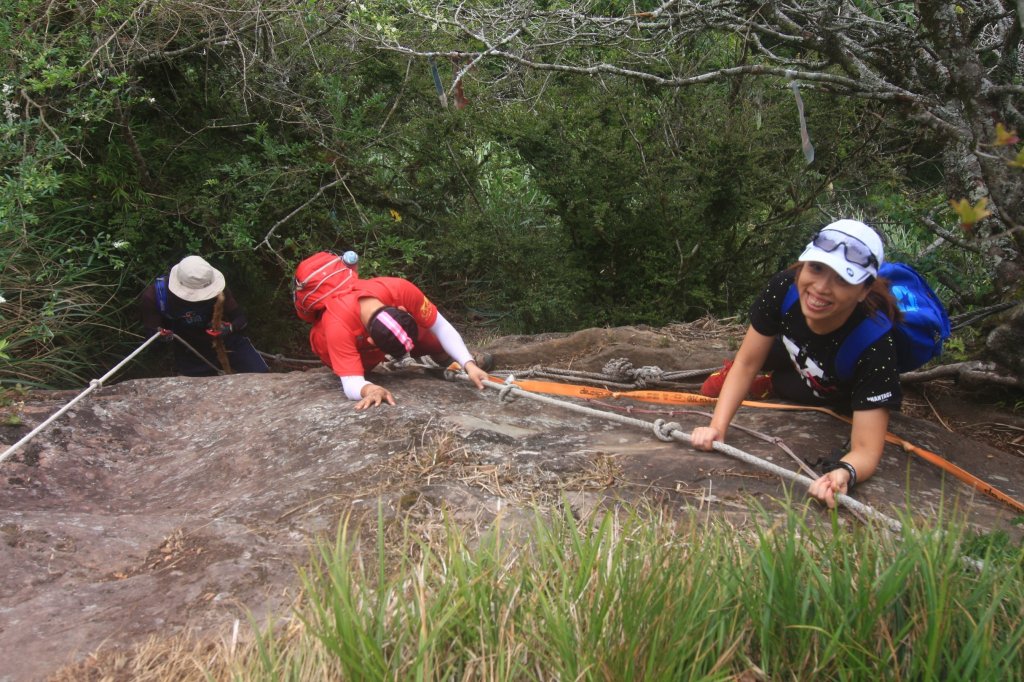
left=231, top=505, right=1023, bottom=681
left=0, top=225, right=133, bottom=388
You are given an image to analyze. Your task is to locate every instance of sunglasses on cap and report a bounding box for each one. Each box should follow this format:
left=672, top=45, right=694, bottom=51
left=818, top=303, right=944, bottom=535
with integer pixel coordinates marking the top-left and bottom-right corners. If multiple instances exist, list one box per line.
left=812, top=229, right=878, bottom=268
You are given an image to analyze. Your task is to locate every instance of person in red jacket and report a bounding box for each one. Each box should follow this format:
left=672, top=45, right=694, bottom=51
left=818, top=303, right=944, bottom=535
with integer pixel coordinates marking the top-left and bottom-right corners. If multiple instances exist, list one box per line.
left=306, top=274, right=491, bottom=410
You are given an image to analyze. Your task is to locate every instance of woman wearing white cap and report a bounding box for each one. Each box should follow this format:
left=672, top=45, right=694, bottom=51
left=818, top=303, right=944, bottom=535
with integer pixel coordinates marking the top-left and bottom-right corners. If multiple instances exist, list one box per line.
left=139, top=255, right=269, bottom=376
left=691, top=220, right=902, bottom=508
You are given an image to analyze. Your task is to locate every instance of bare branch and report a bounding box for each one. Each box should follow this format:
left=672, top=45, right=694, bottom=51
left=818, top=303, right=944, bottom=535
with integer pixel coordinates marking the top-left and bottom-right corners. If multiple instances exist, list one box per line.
left=258, top=172, right=350, bottom=251
left=900, top=361, right=1024, bottom=391
left=347, top=0, right=1021, bottom=268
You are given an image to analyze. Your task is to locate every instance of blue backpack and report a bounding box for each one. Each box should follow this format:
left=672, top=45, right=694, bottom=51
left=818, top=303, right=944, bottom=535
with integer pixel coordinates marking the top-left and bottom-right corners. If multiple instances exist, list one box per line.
left=781, top=262, right=951, bottom=380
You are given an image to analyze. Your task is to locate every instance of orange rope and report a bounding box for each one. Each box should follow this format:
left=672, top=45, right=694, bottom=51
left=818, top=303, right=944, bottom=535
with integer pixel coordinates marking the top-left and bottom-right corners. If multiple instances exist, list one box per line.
left=824, top=412, right=1024, bottom=514
left=497, top=376, right=1024, bottom=514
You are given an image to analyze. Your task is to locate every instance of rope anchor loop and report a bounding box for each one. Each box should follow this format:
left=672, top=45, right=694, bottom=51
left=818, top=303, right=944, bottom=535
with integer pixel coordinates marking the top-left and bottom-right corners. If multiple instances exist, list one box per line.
left=653, top=419, right=681, bottom=442
left=498, top=376, right=518, bottom=403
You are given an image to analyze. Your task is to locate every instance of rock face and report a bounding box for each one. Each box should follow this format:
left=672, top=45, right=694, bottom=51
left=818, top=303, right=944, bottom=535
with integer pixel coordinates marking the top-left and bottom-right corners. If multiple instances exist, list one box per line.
left=1, top=325, right=1022, bottom=681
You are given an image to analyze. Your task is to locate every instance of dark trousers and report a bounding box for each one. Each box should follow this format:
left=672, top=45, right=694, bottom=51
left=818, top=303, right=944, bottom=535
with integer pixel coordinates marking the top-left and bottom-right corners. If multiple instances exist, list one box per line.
left=174, top=335, right=269, bottom=377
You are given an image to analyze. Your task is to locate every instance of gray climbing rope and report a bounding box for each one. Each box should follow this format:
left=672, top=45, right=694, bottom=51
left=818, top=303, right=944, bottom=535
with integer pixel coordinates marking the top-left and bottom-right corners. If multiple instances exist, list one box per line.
left=950, top=301, right=1015, bottom=331
left=602, top=358, right=666, bottom=386
left=1, top=332, right=164, bottom=464
left=257, top=350, right=321, bottom=366
left=601, top=358, right=722, bottom=385
left=474, top=373, right=903, bottom=533
left=434, top=367, right=984, bottom=571
left=587, top=401, right=819, bottom=480
left=171, top=333, right=226, bottom=375
left=485, top=359, right=720, bottom=391
left=489, top=367, right=637, bottom=390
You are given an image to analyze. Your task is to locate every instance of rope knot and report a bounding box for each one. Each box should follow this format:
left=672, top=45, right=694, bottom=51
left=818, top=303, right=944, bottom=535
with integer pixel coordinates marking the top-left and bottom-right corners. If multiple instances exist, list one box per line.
left=631, top=365, right=663, bottom=387
left=602, top=358, right=664, bottom=387
left=653, top=419, right=681, bottom=442
left=498, top=376, right=518, bottom=403
left=602, top=358, right=634, bottom=381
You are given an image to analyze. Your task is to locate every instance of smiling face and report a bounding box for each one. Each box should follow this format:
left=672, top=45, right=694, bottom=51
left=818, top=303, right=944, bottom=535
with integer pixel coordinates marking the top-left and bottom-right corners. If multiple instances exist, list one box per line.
left=796, top=262, right=869, bottom=334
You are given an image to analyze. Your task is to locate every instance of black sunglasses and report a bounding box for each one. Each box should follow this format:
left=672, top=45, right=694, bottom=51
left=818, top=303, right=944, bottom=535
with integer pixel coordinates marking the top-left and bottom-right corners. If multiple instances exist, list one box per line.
left=812, top=229, right=878, bottom=268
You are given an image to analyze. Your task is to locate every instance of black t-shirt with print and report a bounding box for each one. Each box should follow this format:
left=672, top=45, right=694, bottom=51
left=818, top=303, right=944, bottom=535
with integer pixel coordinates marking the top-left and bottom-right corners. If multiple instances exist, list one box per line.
left=749, top=270, right=902, bottom=411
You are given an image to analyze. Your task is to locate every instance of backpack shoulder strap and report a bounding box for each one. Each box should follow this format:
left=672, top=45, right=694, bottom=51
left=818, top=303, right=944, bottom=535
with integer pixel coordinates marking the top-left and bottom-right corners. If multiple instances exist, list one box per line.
left=835, top=313, right=892, bottom=382
left=781, top=283, right=799, bottom=314
left=780, top=281, right=893, bottom=381
left=155, top=276, right=169, bottom=315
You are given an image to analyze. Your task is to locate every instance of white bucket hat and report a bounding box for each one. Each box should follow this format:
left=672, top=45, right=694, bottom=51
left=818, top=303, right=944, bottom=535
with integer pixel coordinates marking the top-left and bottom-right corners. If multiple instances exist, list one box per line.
left=798, top=219, right=884, bottom=285
left=168, top=255, right=226, bottom=302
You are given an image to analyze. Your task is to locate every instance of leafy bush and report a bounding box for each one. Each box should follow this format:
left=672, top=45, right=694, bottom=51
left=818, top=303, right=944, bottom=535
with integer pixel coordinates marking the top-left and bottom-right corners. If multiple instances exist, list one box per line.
left=0, top=225, right=133, bottom=387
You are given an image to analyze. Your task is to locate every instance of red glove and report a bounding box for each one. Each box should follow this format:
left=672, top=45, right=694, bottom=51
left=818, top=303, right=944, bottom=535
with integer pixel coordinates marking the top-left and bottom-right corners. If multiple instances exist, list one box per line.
left=157, top=327, right=174, bottom=342
left=205, top=321, right=233, bottom=337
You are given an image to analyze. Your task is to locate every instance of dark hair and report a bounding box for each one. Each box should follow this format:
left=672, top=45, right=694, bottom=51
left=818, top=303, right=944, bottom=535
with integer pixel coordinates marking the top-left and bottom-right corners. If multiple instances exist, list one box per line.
left=789, top=263, right=902, bottom=323
left=368, top=307, right=419, bottom=358
left=861, top=275, right=902, bottom=324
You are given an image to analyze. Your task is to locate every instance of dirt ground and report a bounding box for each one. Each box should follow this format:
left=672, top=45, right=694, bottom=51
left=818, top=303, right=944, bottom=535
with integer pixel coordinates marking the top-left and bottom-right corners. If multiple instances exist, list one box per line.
left=2, top=322, right=1023, bottom=681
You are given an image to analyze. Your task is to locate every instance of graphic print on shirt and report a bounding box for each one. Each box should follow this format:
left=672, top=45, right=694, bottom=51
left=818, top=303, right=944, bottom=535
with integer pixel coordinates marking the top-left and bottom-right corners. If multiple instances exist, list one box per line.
left=419, top=296, right=434, bottom=320
left=179, top=310, right=208, bottom=327
left=781, top=334, right=837, bottom=398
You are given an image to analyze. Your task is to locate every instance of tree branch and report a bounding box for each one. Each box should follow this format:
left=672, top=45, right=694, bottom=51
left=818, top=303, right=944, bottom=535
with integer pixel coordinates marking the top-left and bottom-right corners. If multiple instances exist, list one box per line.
left=257, top=172, right=349, bottom=252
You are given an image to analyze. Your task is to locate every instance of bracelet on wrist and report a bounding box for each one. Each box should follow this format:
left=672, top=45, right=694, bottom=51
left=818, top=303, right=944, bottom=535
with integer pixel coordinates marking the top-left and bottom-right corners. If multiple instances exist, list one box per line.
left=822, top=459, right=857, bottom=489
left=834, top=461, right=857, bottom=489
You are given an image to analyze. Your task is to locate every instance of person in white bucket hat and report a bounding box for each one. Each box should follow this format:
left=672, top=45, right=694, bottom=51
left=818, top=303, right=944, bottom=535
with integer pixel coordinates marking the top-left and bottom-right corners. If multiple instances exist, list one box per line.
left=167, top=255, right=227, bottom=301
left=690, top=219, right=902, bottom=509
left=139, top=255, right=269, bottom=376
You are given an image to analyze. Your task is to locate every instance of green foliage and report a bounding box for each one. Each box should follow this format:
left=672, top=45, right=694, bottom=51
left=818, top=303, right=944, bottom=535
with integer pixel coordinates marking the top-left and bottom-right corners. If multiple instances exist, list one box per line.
left=0, top=0, right=1016, bottom=383
left=0, top=1, right=156, bottom=384
left=493, top=74, right=811, bottom=325
left=942, top=336, right=968, bottom=361
left=0, top=383, right=28, bottom=426
left=0, top=224, right=133, bottom=387
left=961, top=526, right=1024, bottom=564
left=866, top=190, right=991, bottom=311
left=420, top=139, right=587, bottom=332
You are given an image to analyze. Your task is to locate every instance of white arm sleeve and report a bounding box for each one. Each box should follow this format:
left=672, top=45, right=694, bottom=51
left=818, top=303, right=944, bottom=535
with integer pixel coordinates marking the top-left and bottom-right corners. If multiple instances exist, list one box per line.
left=340, top=375, right=370, bottom=401
left=430, top=312, right=474, bottom=367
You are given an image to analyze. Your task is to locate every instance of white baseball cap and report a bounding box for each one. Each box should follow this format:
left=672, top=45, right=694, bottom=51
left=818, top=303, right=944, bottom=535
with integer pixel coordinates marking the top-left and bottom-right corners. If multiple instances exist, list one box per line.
left=798, top=219, right=884, bottom=285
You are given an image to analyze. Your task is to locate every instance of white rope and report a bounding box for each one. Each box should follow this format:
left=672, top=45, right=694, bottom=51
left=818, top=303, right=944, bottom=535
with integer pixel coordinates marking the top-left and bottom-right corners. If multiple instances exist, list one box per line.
left=0, top=333, right=164, bottom=464
left=257, top=350, right=321, bottom=365
left=503, top=360, right=720, bottom=389
left=445, top=371, right=983, bottom=571
left=171, top=334, right=225, bottom=374
left=463, top=374, right=904, bottom=532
